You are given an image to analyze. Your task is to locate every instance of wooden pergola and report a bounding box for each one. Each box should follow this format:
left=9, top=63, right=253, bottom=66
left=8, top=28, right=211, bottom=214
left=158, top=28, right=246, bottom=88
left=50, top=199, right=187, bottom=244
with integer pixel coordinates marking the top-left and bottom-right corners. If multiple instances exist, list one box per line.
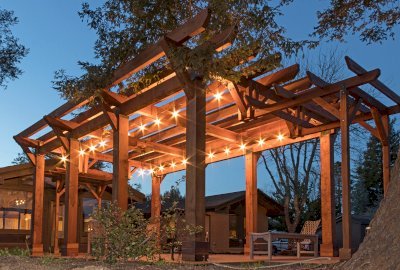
left=13, top=8, right=400, bottom=260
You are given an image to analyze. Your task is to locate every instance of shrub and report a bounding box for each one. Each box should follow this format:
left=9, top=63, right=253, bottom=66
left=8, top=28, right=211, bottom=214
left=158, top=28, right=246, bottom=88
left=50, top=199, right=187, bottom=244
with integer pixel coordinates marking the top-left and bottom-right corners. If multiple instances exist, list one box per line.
left=90, top=203, right=157, bottom=263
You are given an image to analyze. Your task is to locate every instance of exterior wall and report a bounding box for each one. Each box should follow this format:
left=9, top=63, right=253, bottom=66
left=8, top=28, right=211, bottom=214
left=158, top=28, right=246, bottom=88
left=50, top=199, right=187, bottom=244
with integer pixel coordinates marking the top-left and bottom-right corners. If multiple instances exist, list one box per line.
left=257, top=206, right=268, bottom=233
left=207, top=212, right=230, bottom=253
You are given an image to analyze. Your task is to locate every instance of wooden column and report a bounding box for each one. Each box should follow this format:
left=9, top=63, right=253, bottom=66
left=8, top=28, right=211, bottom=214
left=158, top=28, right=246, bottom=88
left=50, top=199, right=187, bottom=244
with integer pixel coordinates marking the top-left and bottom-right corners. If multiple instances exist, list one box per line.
left=32, top=154, right=45, bottom=256
left=339, top=87, right=352, bottom=260
left=182, top=83, right=207, bottom=261
left=151, top=175, right=163, bottom=245
left=53, top=179, right=62, bottom=255
left=113, top=114, right=129, bottom=210
left=382, top=115, right=390, bottom=196
left=64, top=138, right=80, bottom=256
left=244, top=151, right=260, bottom=254
left=319, top=132, right=337, bottom=257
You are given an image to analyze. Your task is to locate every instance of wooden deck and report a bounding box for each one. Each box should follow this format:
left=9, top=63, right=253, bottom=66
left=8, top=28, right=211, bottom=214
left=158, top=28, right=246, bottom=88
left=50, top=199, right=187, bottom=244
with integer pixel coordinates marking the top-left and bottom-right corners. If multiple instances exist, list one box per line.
left=159, top=253, right=339, bottom=265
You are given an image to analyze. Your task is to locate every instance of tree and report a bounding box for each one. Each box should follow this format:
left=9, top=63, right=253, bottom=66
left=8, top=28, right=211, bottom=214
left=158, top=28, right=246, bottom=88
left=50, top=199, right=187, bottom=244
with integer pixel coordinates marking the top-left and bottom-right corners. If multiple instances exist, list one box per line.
left=313, top=0, right=400, bottom=43
left=11, top=152, right=29, bottom=165
left=0, top=7, right=28, bottom=88
left=352, top=119, right=400, bottom=214
left=261, top=139, right=319, bottom=233
left=53, top=0, right=313, bottom=101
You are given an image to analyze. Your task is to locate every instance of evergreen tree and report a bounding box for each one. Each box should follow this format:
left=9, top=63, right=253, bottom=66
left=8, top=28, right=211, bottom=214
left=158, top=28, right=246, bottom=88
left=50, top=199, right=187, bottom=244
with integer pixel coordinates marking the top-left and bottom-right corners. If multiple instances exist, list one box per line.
left=353, top=119, right=400, bottom=214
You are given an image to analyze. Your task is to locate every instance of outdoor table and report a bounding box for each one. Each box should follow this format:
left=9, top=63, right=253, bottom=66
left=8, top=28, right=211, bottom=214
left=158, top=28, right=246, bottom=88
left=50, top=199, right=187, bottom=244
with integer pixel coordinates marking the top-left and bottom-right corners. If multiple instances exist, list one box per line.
left=249, top=231, right=318, bottom=261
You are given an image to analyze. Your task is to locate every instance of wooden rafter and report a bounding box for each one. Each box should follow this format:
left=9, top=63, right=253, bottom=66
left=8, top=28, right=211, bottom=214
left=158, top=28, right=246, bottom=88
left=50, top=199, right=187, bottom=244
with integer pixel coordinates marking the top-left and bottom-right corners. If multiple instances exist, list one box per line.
left=345, top=56, right=400, bottom=105
left=247, top=70, right=380, bottom=114
left=129, top=136, right=185, bottom=158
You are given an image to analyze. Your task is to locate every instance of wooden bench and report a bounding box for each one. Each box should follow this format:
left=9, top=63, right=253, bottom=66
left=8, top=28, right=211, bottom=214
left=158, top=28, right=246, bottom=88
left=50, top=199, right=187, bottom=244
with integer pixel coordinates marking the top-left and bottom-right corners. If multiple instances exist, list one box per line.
left=250, top=232, right=318, bottom=261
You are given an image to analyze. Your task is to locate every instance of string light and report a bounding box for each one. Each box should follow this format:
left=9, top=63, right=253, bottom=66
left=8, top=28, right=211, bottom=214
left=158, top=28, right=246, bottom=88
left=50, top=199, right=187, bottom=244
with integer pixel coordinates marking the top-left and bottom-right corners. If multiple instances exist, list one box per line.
left=99, top=140, right=106, bottom=147
left=224, top=147, right=231, bottom=155
left=172, top=109, right=179, bottom=118
left=277, top=133, right=284, bottom=141
left=139, top=124, right=146, bottom=131
left=148, top=168, right=155, bottom=175
left=159, top=164, right=164, bottom=172
left=240, top=143, right=246, bottom=151
left=138, top=169, right=145, bottom=176
left=60, top=155, right=67, bottom=162
left=170, top=161, right=176, bottom=168
left=79, top=149, right=85, bottom=156
left=182, top=158, right=188, bottom=165
left=89, top=145, right=96, bottom=152
left=154, top=118, right=161, bottom=126
left=214, top=92, right=222, bottom=101
left=208, top=151, right=215, bottom=159
left=258, top=137, right=265, bottom=147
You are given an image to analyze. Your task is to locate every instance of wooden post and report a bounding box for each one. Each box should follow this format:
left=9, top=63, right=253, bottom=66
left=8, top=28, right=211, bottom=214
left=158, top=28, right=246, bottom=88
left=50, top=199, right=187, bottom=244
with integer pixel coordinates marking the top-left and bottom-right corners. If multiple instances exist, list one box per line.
left=339, top=87, right=352, bottom=260
left=319, top=132, right=336, bottom=257
left=151, top=175, right=163, bottom=246
left=244, top=151, right=259, bottom=254
left=113, top=114, right=129, bottom=210
left=382, top=115, right=390, bottom=196
left=54, top=179, right=62, bottom=255
left=32, top=154, right=45, bottom=256
left=64, top=138, right=80, bottom=256
left=182, top=82, right=207, bottom=261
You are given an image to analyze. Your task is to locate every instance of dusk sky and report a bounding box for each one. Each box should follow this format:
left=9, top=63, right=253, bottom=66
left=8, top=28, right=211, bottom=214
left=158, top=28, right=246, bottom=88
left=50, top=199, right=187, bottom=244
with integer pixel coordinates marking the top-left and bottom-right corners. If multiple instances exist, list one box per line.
left=0, top=1, right=399, bottom=196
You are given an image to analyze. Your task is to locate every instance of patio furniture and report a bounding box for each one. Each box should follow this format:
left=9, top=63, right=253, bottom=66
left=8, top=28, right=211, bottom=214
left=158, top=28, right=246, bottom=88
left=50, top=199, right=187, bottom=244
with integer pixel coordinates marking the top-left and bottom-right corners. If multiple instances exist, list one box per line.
left=249, top=220, right=320, bottom=261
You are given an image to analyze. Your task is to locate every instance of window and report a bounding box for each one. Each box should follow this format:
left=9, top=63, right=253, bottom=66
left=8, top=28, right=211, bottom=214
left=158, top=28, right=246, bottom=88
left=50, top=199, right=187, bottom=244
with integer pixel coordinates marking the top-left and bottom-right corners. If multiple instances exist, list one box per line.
left=0, top=189, right=32, bottom=231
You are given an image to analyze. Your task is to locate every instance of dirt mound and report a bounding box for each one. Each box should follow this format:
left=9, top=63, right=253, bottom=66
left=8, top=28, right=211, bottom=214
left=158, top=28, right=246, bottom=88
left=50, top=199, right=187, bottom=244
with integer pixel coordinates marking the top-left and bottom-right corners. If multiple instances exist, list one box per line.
left=339, top=150, right=400, bottom=270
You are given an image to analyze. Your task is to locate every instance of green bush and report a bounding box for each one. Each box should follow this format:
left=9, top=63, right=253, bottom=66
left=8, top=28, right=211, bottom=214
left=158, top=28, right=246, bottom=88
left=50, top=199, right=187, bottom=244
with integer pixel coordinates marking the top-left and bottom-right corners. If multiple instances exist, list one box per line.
left=0, top=247, right=30, bottom=257
left=90, top=203, right=157, bottom=263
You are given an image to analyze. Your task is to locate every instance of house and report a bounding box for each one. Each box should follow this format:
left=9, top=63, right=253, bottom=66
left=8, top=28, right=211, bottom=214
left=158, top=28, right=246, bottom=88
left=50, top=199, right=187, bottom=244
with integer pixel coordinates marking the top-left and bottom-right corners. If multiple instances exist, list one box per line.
left=316, top=214, right=372, bottom=255
left=136, top=189, right=284, bottom=254
left=0, top=162, right=145, bottom=252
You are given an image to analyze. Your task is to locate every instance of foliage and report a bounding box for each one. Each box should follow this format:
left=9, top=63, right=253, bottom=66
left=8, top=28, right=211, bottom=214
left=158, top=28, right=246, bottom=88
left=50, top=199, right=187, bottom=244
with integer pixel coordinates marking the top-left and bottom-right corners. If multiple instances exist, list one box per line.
left=313, top=0, right=400, bottom=44
left=159, top=177, right=202, bottom=261
left=90, top=202, right=157, bottom=263
left=11, top=152, right=29, bottom=165
left=53, top=0, right=314, bottom=101
left=0, top=7, right=28, bottom=89
left=352, top=119, right=400, bottom=215
left=0, top=247, right=30, bottom=257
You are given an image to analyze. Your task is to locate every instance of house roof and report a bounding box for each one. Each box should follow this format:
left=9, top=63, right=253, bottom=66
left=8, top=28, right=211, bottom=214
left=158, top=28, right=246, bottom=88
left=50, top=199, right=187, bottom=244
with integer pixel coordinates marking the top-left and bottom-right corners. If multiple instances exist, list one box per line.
left=135, top=189, right=284, bottom=217
left=0, top=162, right=146, bottom=203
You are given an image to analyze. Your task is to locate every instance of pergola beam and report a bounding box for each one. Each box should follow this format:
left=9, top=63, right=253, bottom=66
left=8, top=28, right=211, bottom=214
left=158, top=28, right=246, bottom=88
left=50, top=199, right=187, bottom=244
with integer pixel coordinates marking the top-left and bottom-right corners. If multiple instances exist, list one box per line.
left=247, top=70, right=380, bottom=114
left=345, top=56, right=400, bottom=105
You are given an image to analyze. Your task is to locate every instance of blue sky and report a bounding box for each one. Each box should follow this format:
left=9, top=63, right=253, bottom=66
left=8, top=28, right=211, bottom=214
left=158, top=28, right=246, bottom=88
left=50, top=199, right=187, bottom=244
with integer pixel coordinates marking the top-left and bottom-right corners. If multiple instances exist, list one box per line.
left=0, top=1, right=399, bottom=196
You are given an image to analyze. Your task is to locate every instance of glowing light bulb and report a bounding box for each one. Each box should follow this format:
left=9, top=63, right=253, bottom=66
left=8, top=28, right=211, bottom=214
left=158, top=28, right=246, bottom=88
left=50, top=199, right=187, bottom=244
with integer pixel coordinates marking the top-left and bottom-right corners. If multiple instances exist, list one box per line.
left=139, top=124, right=146, bottom=131
left=89, top=145, right=96, bottom=152
left=214, top=92, right=222, bottom=101
left=224, top=147, right=231, bottom=155
left=170, top=161, right=176, bottom=168
left=182, top=158, right=188, bottom=165
left=277, top=133, right=284, bottom=141
left=60, top=155, right=67, bottom=162
left=258, top=138, right=265, bottom=147
left=138, top=169, right=145, bottom=176
left=99, top=140, right=106, bottom=147
left=159, top=164, right=164, bottom=172
left=79, top=149, right=85, bottom=156
left=148, top=168, right=155, bottom=175
left=208, top=151, right=215, bottom=159
left=172, top=110, right=179, bottom=118
left=154, top=118, right=161, bottom=126
left=240, top=143, right=246, bottom=151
